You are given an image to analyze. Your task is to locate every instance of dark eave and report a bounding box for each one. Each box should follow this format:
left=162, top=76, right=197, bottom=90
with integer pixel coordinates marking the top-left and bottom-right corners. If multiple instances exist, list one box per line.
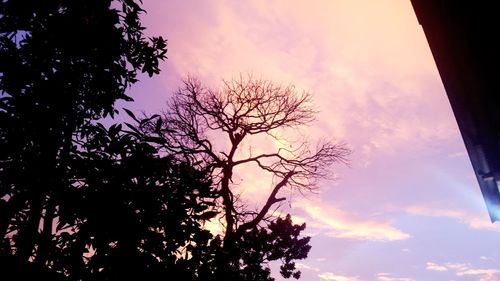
left=410, top=1, right=500, bottom=222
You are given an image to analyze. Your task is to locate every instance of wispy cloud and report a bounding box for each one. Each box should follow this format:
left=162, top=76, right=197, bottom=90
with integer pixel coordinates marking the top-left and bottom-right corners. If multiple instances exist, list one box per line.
left=426, top=262, right=448, bottom=272
left=405, top=205, right=500, bottom=232
left=457, top=268, right=500, bottom=277
left=297, top=200, right=410, bottom=241
left=425, top=261, right=500, bottom=280
left=376, top=273, right=414, bottom=281
left=295, top=262, right=320, bottom=272
left=444, top=262, right=468, bottom=271
left=448, top=151, right=466, bottom=158
left=318, top=271, right=360, bottom=281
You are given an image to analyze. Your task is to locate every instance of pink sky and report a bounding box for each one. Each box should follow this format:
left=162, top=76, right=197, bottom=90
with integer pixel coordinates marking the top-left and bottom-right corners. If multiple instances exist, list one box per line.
left=124, top=1, right=500, bottom=280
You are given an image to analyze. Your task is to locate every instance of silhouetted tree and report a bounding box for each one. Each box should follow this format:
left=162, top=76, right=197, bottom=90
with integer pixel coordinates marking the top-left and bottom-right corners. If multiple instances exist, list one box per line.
left=140, top=76, right=351, bottom=280
left=0, top=0, right=167, bottom=276
left=52, top=121, right=215, bottom=281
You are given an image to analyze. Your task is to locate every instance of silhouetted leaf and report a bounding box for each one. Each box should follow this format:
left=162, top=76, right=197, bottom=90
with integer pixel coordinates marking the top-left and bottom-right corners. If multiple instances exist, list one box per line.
left=123, top=108, right=139, bottom=123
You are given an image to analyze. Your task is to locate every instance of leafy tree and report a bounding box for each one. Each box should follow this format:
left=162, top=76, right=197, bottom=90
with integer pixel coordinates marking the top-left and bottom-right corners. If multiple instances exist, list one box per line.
left=54, top=121, right=215, bottom=281
left=140, top=76, right=351, bottom=280
left=0, top=0, right=167, bottom=275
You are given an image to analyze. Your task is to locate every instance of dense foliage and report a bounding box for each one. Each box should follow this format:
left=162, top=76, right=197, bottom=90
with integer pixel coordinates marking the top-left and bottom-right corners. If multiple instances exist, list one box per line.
left=0, top=0, right=167, bottom=278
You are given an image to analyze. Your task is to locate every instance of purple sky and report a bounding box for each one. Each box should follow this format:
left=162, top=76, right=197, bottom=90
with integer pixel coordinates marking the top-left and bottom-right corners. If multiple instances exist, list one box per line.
left=124, top=1, right=500, bottom=280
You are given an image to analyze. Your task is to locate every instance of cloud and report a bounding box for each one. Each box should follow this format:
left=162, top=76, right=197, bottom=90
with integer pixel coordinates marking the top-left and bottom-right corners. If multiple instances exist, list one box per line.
left=457, top=268, right=500, bottom=277
left=144, top=0, right=452, bottom=162
left=318, top=272, right=360, bottom=281
left=444, top=262, right=468, bottom=271
left=425, top=261, right=500, bottom=280
left=295, top=262, right=320, bottom=272
left=376, top=273, right=414, bottom=281
left=448, top=151, right=466, bottom=158
left=405, top=205, right=500, bottom=232
left=426, top=262, right=448, bottom=272
left=297, top=200, right=410, bottom=241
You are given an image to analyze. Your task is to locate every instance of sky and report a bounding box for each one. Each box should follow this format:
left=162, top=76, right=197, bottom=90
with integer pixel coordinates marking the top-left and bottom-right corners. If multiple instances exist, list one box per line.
left=123, top=1, right=500, bottom=280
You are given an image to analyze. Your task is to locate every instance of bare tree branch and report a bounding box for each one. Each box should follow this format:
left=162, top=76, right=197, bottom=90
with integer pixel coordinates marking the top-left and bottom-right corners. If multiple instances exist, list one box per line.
left=140, top=75, right=351, bottom=245
left=236, top=171, right=295, bottom=234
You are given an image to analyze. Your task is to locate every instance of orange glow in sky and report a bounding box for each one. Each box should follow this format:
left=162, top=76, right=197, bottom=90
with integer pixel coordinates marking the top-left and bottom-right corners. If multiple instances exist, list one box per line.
left=124, top=1, right=500, bottom=280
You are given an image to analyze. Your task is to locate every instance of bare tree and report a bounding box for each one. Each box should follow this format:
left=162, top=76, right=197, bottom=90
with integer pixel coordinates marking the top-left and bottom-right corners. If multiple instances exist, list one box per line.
left=145, top=75, right=350, bottom=240
left=139, top=76, right=349, bottom=280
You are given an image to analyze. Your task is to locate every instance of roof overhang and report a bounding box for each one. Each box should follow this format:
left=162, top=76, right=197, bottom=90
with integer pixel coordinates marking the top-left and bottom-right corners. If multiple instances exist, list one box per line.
left=410, top=1, right=500, bottom=222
